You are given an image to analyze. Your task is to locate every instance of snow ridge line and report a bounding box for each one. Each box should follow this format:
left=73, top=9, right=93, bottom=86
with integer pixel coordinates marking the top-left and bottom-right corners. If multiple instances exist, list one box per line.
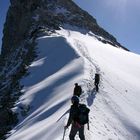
left=74, top=39, right=100, bottom=73
left=72, top=39, right=103, bottom=96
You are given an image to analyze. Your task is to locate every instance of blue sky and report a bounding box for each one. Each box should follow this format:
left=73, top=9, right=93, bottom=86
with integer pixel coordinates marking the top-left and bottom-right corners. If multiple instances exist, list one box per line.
left=0, top=0, right=140, bottom=54
left=74, top=0, right=140, bottom=54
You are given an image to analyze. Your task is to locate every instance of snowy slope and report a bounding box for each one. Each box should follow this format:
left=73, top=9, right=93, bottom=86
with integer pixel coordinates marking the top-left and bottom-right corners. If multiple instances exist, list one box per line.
left=7, top=28, right=140, bottom=140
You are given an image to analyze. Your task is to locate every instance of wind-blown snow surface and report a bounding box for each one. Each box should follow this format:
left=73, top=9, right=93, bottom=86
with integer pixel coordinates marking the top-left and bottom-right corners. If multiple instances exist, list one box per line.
left=8, top=28, right=140, bottom=140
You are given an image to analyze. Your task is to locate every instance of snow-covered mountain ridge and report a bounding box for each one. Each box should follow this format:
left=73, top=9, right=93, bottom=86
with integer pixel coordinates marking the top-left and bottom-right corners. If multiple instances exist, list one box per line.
left=0, top=0, right=139, bottom=139
left=6, top=28, right=140, bottom=140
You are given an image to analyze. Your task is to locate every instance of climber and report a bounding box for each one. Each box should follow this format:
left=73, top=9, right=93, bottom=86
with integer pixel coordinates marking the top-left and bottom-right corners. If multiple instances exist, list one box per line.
left=65, top=96, right=86, bottom=140
left=94, top=73, right=100, bottom=92
left=73, top=83, right=82, bottom=97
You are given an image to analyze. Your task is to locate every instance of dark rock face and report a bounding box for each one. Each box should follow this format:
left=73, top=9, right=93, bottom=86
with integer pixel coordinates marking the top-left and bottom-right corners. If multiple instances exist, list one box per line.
left=1, top=0, right=40, bottom=56
left=0, top=0, right=129, bottom=139
left=1, top=0, right=128, bottom=57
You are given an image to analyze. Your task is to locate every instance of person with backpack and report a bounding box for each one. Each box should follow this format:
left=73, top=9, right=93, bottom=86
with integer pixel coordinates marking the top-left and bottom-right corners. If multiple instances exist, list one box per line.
left=94, top=73, right=100, bottom=92
left=65, top=96, right=90, bottom=140
left=73, top=83, right=82, bottom=97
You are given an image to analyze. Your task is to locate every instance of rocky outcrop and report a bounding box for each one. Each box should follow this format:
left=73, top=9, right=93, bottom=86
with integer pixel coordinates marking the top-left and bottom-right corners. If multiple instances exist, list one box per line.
left=1, top=0, right=128, bottom=58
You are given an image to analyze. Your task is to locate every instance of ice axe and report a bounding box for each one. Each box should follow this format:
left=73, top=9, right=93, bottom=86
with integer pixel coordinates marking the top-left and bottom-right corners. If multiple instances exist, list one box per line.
left=62, top=127, right=66, bottom=140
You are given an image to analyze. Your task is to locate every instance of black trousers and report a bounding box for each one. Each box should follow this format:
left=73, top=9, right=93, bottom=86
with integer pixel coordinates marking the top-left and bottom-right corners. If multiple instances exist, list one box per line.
left=95, top=83, right=99, bottom=92
left=69, top=124, right=85, bottom=140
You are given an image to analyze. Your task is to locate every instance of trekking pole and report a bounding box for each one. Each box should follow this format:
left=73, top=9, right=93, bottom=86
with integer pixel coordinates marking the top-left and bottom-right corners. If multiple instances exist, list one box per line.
left=62, top=127, right=66, bottom=140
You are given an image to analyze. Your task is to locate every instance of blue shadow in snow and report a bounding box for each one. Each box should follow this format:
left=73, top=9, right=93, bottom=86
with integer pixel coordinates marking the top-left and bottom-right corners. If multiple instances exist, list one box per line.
left=20, top=68, right=81, bottom=127
left=34, top=100, right=68, bottom=123
left=17, top=36, right=82, bottom=128
left=22, top=36, right=79, bottom=86
left=86, top=87, right=97, bottom=107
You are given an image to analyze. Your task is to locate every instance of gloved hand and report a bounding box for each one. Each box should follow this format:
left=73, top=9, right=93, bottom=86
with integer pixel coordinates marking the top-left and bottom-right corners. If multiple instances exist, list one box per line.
left=64, top=125, right=69, bottom=129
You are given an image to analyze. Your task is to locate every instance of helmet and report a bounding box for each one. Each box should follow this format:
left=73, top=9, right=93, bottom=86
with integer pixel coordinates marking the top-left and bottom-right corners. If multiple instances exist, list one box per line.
left=71, top=96, right=79, bottom=104
left=74, top=83, right=78, bottom=86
